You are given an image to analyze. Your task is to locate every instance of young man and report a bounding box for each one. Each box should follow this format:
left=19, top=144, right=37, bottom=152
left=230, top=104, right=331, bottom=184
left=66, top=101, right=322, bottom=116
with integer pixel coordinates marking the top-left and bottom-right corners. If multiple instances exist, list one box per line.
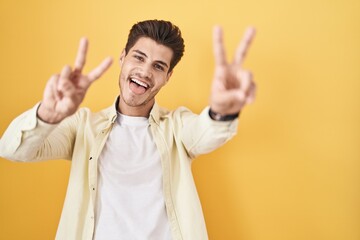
left=0, top=20, right=256, bottom=239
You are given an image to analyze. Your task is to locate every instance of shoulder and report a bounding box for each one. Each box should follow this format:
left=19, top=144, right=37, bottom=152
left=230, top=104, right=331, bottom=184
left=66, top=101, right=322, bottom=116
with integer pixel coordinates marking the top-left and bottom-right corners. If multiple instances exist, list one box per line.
left=156, top=105, right=204, bottom=130
left=159, top=106, right=198, bottom=119
left=66, top=105, right=114, bottom=128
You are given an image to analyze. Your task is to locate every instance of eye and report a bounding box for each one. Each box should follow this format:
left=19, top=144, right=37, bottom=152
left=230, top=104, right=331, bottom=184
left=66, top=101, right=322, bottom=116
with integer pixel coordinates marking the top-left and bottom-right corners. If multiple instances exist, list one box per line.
left=154, top=63, right=164, bottom=71
left=133, top=55, right=144, bottom=61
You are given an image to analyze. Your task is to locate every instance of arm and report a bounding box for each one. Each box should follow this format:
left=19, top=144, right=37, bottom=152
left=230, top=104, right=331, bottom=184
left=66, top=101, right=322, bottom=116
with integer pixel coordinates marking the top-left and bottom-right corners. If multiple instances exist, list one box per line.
left=180, top=106, right=238, bottom=158
left=0, top=103, right=77, bottom=162
left=181, top=26, right=257, bottom=157
left=0, top=38, right=112, bottom=161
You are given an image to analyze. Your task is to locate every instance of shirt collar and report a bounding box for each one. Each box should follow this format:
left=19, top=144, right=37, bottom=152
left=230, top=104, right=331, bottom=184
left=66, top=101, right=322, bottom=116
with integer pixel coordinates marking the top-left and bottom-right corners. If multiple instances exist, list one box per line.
left=149, top=102, right=160, bottom=125
left=106, top=96, right=160, bottom=125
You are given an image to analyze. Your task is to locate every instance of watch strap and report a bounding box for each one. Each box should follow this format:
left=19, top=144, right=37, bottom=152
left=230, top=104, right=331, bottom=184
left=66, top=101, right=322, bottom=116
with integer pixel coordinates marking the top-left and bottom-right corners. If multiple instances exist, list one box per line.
left=209, top=108, right=240, bottom=121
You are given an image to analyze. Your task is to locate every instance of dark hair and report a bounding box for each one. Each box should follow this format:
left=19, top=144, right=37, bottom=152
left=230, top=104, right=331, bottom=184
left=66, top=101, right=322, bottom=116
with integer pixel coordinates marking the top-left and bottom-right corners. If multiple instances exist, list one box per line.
left=125, top=20, right=185, bottom=72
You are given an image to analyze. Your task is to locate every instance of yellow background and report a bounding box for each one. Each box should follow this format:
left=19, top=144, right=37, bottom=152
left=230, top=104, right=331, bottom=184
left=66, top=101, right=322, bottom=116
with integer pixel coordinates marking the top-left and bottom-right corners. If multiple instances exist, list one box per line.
left=0, top=0, right=359, bottom=239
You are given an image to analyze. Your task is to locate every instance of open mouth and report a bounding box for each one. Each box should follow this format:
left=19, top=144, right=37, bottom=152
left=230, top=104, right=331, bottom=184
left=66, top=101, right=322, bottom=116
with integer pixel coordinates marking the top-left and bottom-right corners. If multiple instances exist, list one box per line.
left=129, top=77, right=149, bottom=95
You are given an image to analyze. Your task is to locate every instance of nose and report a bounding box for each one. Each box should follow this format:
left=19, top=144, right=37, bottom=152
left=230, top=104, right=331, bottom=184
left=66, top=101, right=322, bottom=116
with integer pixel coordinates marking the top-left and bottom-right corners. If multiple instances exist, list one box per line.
left=140, top=63, right=153, bottom=79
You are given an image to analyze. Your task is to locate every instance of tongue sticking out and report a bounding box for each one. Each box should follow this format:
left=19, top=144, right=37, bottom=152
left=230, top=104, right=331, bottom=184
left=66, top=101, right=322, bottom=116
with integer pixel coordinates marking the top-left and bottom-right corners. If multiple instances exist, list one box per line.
left=130, top=81, right=147, bottom=95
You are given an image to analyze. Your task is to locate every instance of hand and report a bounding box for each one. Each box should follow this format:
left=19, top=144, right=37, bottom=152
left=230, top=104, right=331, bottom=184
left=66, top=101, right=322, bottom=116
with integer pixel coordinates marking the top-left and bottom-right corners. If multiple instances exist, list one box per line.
left=37, top=38, right=113, bottom=123
left=210, top=26, right=256, bottom=115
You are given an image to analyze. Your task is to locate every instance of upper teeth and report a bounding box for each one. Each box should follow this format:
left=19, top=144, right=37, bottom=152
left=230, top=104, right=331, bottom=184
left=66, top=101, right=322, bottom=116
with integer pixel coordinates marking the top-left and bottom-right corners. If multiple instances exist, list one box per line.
left=131, top=78, right=148, bottom=88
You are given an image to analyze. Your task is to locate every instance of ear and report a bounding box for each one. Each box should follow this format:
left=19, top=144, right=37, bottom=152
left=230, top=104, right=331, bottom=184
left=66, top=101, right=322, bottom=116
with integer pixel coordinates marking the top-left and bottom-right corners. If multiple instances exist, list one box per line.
left=166, top=70, right=173, bottom=82
left=119, top=49, right=126, bottom=66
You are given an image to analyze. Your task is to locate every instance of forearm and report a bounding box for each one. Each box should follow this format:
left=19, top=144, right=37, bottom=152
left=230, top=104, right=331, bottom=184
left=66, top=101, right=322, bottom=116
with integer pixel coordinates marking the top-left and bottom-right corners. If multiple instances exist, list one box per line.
left=180, top=107, right=238, bottom=158
left=0, top=103, right=74, bottom=162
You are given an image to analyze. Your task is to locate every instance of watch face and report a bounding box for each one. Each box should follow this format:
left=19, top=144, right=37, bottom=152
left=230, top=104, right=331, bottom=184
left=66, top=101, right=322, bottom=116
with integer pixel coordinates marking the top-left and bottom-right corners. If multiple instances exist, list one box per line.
left=214, top=113, right=222, bottom=121
left=209, top=109, right=222, bottom=120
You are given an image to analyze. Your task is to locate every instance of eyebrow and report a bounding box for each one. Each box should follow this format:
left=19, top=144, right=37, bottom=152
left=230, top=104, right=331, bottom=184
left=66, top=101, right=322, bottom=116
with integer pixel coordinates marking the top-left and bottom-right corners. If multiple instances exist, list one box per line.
left=132, top=49, right=169, bottom=69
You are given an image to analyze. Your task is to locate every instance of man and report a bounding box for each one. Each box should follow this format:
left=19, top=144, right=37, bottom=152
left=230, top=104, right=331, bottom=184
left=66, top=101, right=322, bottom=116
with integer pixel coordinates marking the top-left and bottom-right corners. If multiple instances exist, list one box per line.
left=0, top=20, right=256, bottom=239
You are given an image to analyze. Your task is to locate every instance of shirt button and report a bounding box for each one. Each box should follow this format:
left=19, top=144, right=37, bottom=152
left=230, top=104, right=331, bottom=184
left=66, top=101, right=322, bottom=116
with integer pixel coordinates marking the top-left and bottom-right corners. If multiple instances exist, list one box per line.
left=89, top=157, right=92, bottom=160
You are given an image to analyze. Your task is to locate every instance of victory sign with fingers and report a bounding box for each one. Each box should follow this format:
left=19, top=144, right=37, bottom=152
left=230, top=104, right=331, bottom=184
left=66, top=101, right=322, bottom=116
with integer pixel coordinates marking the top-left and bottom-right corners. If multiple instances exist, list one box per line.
left=210, top=26, right=256, bottom=120
left=38, top=38, right=113, bottom=124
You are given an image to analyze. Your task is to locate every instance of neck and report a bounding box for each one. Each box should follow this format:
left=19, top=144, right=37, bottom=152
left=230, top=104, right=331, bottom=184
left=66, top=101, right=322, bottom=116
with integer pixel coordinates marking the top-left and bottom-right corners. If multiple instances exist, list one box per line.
left=117, top=97, right=154, bottom=117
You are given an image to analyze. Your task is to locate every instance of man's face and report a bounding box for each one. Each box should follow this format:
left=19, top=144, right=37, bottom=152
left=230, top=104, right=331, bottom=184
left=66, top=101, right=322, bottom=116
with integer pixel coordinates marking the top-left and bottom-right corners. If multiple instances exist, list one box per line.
left=118, top=37, right=173, bottom=111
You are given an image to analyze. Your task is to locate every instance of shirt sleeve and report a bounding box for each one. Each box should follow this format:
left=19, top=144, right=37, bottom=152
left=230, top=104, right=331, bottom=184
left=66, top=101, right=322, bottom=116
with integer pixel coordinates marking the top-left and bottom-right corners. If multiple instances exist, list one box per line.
left=0, top=103, right=77, bottom=162
left=178, top=106, right=239, bottom=158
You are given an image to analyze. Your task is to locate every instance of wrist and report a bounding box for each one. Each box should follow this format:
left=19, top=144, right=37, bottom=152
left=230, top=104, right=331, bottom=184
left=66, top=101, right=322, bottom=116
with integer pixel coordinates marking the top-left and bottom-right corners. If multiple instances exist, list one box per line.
left=208, top=108, right=240, bottom=121
left=37, top=103, right=63, bottom=124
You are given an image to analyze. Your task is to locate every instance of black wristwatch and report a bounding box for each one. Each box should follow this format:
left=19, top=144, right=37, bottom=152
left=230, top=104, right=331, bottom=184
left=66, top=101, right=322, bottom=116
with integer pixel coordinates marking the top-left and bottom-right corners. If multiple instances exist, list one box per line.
left=209, top=108, right=240, bottom=121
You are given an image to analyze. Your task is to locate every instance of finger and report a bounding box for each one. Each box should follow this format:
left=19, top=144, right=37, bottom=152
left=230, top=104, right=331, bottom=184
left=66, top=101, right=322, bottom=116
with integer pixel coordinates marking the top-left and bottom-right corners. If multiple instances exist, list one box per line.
left=74, top=37, right=89, bottom=72
left=52, top=75, right=61, bottom=101
left=87, top=57, right=113, bottom=82
left=58, top=65, right=73, bottom=91
left=214, top=65, right=227, bottom=85
left=246, top=82, right=257, bottom=104
left=237, top=70, right=253, bottom=93
left=213, top=25, right=227, bottom=66
left=214, top=89, right=246, bottom=113
left=44, top=74, right=60, bottom=102
left=234, top=27, right=256, bottom=66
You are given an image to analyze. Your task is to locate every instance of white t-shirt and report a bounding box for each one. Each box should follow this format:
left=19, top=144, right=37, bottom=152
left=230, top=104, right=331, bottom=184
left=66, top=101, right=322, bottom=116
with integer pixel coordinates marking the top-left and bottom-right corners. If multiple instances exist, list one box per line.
left=93, top=113, right=171, bottom=240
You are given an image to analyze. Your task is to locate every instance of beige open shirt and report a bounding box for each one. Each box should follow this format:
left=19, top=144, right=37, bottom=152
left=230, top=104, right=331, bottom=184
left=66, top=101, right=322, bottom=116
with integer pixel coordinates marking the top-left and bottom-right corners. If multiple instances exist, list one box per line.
left=0, top=98, right=238, bottom=240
